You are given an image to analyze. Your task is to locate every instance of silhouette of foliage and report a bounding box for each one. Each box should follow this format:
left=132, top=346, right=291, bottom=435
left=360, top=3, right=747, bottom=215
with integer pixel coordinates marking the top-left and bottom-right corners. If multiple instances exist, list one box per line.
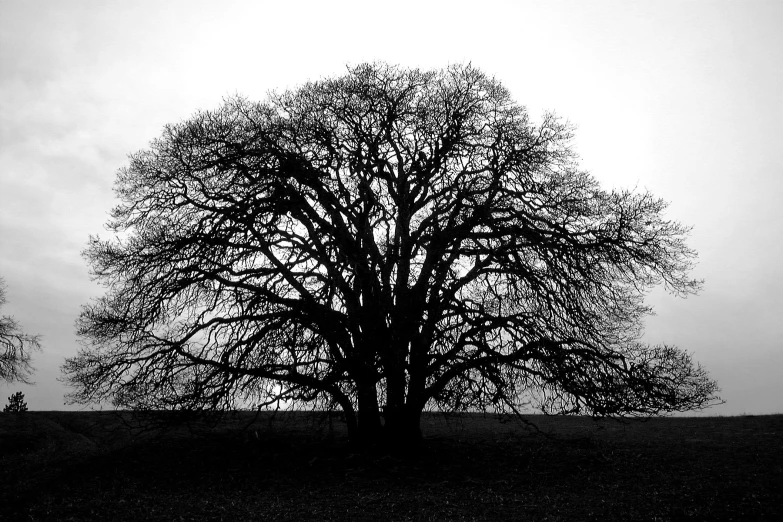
left=0, top=277, right=41, bottom=384
left=63, top=63, right=720, bottom=446
left=3, top=391, right=28, bottom=413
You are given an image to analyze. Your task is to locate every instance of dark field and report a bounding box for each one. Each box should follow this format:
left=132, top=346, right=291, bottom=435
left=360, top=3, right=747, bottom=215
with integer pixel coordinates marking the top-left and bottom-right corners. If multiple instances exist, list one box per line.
left=1, top=411, right=781, bottom=521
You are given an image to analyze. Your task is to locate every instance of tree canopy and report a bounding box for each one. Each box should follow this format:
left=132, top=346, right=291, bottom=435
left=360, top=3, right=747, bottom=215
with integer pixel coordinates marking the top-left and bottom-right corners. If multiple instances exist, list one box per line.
left=63, top=63, right=720, bottom=445
left=1, top=277, right=41, bottom=384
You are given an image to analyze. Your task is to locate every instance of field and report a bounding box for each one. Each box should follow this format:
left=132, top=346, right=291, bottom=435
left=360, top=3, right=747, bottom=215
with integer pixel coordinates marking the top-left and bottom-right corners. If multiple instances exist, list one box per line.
left=1, top=411, right=781, bottom=521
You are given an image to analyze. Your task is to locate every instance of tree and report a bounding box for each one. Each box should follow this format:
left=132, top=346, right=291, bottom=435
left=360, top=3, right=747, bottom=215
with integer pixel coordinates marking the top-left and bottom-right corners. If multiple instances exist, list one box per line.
left=3, top=391, right=28, bottom=413
left=1, top=277, right=41, bottom=384
left=63, top=63, right=720, bottom=447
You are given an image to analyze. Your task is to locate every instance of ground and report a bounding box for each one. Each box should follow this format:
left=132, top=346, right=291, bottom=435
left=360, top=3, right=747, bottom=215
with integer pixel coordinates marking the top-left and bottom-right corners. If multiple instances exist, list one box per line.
left=1, top=411, right=781, bottom=521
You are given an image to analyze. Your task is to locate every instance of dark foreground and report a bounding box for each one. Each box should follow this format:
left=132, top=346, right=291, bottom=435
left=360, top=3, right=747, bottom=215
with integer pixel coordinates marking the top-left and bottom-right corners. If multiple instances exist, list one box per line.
left=1, top=411, right=781, bottom=521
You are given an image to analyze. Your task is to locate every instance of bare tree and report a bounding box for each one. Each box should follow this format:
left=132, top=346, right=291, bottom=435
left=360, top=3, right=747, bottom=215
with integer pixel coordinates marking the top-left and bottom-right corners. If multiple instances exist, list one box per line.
left=63, top=63, right=720, bottom=446
left=1, top=277, right=41, bottom=384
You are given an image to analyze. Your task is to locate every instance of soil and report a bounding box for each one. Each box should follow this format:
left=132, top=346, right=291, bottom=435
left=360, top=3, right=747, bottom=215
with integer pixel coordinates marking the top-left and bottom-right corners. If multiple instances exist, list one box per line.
left=1, top=411, right=781, bottom=520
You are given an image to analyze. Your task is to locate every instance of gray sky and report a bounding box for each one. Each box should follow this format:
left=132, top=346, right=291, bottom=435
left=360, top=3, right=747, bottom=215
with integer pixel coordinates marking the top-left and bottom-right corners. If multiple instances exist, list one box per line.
left=1, top=0, right=781, bottom=414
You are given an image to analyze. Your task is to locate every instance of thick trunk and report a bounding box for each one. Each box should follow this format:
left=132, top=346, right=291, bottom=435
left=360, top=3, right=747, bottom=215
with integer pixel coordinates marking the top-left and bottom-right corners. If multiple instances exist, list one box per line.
left=354, top=381, right=382, bottom=445
left=384, top=360, right=407, bottom=428
left=383, top=404, right=423, bottom=449
left=347, top=393, right=423, bottom=449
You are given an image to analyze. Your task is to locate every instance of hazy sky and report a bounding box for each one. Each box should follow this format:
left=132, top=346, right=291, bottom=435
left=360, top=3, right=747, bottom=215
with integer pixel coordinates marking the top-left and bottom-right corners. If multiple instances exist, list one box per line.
left=1, top=0, right=781, bottom=414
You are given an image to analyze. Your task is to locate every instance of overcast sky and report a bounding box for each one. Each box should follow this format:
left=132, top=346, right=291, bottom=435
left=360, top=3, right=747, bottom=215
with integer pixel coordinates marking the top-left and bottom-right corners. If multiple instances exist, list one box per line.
left=1, top=0, right=781, bottom=415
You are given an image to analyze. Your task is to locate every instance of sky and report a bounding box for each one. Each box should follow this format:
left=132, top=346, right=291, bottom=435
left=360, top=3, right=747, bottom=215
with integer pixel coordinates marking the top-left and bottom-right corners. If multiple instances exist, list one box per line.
left=1, top=0, right=781, bottom=415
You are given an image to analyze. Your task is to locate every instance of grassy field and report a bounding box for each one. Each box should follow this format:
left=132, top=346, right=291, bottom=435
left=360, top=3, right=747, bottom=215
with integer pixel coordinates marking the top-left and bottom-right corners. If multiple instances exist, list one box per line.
left=1, top=410, right=781, bottom=521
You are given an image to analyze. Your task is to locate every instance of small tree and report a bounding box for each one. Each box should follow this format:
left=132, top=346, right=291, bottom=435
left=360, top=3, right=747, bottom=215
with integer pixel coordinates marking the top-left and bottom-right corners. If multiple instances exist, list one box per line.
left=3, top=391, right=28, bottom=413
left=1, top=277, right=41, bottom=384
left=64, top=63, right=721, bottom=448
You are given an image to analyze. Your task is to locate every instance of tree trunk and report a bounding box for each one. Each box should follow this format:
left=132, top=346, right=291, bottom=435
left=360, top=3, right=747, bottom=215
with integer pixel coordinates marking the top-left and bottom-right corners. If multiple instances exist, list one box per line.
left=383, top=404, right=423, bottom=450
left=354, top=381, right=382, bottom=445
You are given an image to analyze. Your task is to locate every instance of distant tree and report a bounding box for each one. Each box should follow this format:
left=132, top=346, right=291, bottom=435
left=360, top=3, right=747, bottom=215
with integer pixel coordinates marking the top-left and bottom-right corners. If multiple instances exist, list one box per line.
left=0, top=277, right=41, bottom=384
left=3, top=391, right=28, bottom=413
left=63, top=63, right=720, bottom=447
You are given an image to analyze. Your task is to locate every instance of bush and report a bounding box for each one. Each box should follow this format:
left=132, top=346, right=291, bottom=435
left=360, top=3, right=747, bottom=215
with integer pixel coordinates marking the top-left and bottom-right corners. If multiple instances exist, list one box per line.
left=3, top=391, right=28, bottom=413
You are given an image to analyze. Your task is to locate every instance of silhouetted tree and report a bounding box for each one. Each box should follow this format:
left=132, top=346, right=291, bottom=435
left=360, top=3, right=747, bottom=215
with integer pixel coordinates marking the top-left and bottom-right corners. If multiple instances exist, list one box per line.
left=63, top=63, right=720, bottom=446
left=3, top=391, right=28, bottom=413
left=0, top=277, right=41, bottom=384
